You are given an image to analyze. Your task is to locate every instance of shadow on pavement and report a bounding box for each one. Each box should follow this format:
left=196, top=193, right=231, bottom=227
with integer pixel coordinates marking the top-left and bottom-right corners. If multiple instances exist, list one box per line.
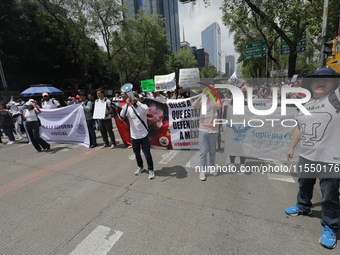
left=156, top=166, right=188, bottom=182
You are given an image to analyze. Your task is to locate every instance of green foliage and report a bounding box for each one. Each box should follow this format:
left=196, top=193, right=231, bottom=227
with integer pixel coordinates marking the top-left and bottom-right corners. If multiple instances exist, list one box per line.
left=112, top=13, right=171, bottom=89
left=219, top=0, right=340, bottom=78
left=167, top=49, right=197, bottom=76
left=200, top=65, right=219, bottom=78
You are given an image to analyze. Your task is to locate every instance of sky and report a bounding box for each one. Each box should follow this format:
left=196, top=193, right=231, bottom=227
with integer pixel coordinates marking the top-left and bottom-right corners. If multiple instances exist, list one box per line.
left=178, top=0, right=238, bottom=58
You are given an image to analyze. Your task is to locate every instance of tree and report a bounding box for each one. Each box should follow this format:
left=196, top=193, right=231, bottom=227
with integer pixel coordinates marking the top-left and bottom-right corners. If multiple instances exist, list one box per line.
left=112, top=13, right=171, bottom=88
left=202, top=0, right=340, bottom=77
left=200, top=65, right=219, bottom=78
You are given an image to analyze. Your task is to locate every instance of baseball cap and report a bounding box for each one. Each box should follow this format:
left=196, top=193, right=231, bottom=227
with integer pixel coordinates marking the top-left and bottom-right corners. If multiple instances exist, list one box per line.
left=25, top=101, right=34, bottom=106
left=75, top=95, right=80, bottom=99
left=302, top=68, right=340, bottom=89
left=42, top=92, right=49, bottom=97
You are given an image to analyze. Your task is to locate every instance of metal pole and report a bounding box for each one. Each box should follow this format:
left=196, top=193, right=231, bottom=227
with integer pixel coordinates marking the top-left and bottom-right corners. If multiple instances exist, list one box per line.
left=266, top=47, right=269, bottom=85
left=319, top=0, right=329, bottom=68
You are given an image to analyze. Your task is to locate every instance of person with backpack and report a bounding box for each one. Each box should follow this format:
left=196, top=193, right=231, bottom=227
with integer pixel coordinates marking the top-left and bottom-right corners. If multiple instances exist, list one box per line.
left=285, top=68, right=340, bottom=249
left=41, top=92, right=61, bottom=109
left=80, top=93, right=97, bottom=148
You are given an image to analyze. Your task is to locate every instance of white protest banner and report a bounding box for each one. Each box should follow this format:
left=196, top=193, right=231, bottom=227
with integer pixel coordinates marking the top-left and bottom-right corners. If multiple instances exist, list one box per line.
left=179, top=68, right=200, bottom=88
left=154, top=72, right=176, bottom=91
left=92, top=100, right=106, bottom=119
left=168, top=96, right=200, bottom=150
left=39, top=104, right=90, bottom=147
left=223, top=106, right=299, bottom=162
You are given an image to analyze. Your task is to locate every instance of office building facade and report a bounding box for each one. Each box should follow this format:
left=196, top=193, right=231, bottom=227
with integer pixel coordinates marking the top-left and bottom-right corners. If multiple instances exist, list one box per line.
left=122, top=0, right=180, bottom=52
left=201, top=22, right=221, bottom=72
left=226, top=55, right=235, bottom=77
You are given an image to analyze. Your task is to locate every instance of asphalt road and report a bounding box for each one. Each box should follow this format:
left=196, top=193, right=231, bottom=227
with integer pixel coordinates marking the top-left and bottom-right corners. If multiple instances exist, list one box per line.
left=0, top=130, right=336, bottom=255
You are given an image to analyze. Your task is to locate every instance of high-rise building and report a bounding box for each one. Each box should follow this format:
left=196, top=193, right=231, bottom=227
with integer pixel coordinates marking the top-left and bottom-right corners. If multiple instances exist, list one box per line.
left=122, top=0, right=180, bottom=52
left=190, top=46, right=206, bottom=68
left=201, top=22, right=221, bottom=72
left=226, top=55, right=235, bottom=77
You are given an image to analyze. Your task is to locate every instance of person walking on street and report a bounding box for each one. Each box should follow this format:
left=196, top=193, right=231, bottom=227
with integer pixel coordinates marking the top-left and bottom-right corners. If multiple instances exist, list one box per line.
left=120, top=93, right=155, bottom=179
left=285, top=68, right=340, bottom=250
left=80, top=93, right=97, bottom=148
left=0, top=101, right=15, bottom=145
left=21, top=101, right=50, bottom=152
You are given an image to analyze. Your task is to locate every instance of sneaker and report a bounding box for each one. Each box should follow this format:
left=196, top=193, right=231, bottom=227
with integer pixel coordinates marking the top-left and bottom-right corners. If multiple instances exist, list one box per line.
left=199, top=172, right=206, bottom=181
left=111, top=144, right=115, bottom=149
left=320, top=225, right=337, bottom=249
left=148, top=170, right=155, bottom=180
left=209, top=168, right=217, bottom=176
left=17, top=136, right=23, bottom=141
left=135, top=167, right=146, bottom=176
left=45, top=145, right=51, bottom=152
left=7, top=141, right=14, bottom=145
left=90, top=144, right=97, bottom=148
left=127, top=145, right=132, bottom=149
left=285, top=205, right=311, bottom=216
left=101, top=144, right=109, bottom=149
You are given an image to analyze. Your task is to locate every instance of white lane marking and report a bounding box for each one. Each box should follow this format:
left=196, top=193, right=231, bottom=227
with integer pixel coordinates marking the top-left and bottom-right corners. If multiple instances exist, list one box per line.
left=159, top=151, right=179, bottom=165
left=185, top=151, right=200, bottom=168
left=69, top=226, right=123, bottom=255
left=267, top=173, right=295, bottom=183
left=267, top=162, right=295, bottom=183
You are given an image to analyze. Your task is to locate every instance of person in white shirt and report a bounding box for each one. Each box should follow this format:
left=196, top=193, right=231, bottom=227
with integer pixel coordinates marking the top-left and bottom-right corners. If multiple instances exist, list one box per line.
left=41, top=92, right=61, bottom=109
left=120, top=94, right=155, bottom=179
left=95, top=89, right=117, bottom=148
left=21, top=101, right=50, bottom=152
left=285, top=68, right=340, bottom=249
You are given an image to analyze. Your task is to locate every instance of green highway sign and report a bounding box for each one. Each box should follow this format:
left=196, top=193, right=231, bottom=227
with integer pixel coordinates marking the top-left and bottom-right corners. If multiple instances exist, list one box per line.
left=245, top=41, right=266, bottom=49
left=244, top=46, right=267, bottom=55
left=280, top=34, right=306, bottom=43
left=141, top=79, right=155, bottom=92
left=244, top=53, right=266, bottom=60
left=280, top=40, right=306, bottom=49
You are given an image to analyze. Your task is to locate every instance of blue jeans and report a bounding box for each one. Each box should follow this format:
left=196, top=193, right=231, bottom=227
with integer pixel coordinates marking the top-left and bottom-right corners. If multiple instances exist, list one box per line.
left=86, top=119, right=97, bottom=146
left=199, top=131, right=218, bottom=168
left=296, top=156, right=340, bottom=230
left=3, top=128, right=15, bottom=142
left=132, top=135, right=153, bottom=170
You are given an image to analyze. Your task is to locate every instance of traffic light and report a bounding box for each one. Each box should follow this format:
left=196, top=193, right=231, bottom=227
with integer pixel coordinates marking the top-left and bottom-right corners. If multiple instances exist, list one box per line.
left=324, top=39, right=337, bottom=56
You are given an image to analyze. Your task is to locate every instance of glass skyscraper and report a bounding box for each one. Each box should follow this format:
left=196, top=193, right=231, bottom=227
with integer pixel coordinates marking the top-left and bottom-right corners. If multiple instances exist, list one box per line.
left=201, top=22, right=221, bottom=72
left=122, top=0, right=180, bottom=52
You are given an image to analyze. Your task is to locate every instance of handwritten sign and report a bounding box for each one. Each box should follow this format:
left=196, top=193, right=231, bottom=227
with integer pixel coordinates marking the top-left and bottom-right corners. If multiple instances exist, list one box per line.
left=179, top=68, right=200, bottom=88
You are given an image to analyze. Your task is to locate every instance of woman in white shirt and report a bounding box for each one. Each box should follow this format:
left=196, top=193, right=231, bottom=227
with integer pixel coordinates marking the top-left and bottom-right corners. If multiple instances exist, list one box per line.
left=21, top=102, right=50, bottom=152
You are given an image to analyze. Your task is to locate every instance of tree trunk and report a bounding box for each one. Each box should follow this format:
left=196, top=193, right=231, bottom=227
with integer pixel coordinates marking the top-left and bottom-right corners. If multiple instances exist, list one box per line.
left=288, top=52, right=297, bottom=77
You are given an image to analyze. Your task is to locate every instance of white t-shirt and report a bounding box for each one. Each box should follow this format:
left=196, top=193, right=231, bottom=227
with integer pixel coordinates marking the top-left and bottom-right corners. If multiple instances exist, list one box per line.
left=297, top=88, right=340, bottom=163
left=24, top=109, right=38, bottom=122
left=120, top=102, right=149, bottom=140
left=41, top=99, right=60, bottom=109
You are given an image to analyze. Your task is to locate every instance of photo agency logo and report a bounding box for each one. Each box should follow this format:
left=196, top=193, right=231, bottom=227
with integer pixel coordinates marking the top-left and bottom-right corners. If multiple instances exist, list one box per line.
left=200, top=84, right=312, bottom=128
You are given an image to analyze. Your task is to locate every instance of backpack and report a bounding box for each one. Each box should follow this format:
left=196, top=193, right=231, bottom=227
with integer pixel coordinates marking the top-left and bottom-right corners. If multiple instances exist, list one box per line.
left=329, top=90, right=340, bottom=113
